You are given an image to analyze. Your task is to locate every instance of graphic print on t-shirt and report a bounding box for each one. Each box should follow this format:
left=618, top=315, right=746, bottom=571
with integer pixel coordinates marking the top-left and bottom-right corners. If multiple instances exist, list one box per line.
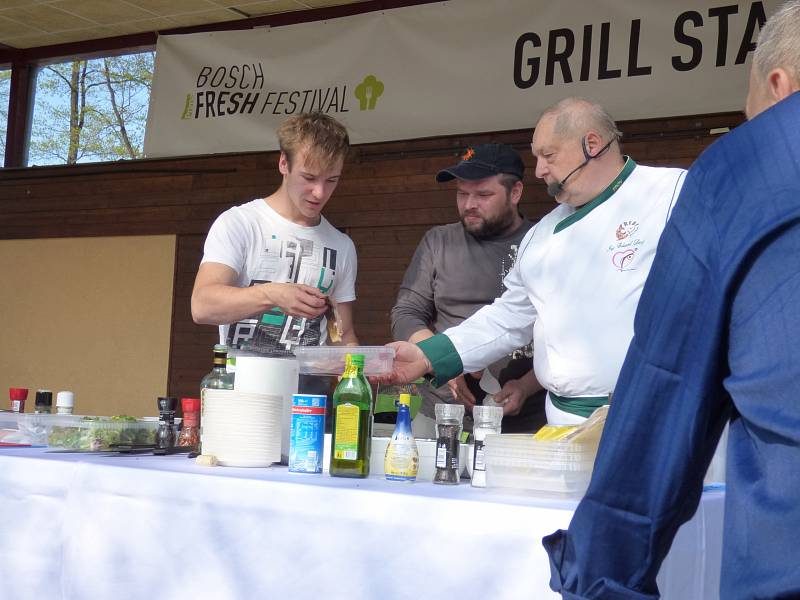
left=226, top=235, right=338, bottom=356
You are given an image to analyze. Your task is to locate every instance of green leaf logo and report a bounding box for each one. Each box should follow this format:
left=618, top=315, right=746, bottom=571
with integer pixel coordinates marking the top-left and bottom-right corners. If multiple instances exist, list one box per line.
left=354, top=75, right=384, bottom=110
left=181, top=93, right=194, bottom=119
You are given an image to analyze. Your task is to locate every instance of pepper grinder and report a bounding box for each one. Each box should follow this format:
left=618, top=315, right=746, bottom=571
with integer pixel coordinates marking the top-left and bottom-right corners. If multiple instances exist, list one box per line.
left=156, top=396, right=179, bottom=449
left=34, top=389, right=53, bottom=414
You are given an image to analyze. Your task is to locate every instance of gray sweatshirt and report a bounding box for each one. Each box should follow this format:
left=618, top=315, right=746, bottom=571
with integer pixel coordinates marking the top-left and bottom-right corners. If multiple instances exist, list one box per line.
left=391, top=219, right=535, bottom=421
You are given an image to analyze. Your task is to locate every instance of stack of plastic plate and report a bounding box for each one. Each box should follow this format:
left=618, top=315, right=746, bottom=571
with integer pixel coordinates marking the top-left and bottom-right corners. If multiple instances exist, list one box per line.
left=484, top=434, right=599, bottom=497
left=201, top=389, right=282, bottom=467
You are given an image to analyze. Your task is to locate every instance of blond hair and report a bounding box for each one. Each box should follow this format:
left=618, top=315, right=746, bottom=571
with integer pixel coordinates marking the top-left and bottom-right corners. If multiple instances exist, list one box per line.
left=277, top=112, right=350, bottom=171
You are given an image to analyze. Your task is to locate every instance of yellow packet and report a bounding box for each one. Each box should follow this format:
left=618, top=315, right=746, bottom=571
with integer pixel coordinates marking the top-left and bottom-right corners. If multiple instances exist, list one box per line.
left=533, top=425, right=578, bottom=441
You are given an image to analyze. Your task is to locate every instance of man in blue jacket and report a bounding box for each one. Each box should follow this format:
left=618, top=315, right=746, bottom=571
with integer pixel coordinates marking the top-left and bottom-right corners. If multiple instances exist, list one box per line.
left=543, top=2, right=800, bottom=598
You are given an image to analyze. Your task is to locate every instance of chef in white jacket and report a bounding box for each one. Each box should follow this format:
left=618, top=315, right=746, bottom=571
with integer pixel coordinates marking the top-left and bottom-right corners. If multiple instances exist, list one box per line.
left=380, top=97, right=687, bottom=424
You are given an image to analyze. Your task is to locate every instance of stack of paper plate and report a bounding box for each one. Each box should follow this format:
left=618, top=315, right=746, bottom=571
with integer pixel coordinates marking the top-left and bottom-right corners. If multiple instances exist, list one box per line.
left=201, top=389, right=282, bottom=467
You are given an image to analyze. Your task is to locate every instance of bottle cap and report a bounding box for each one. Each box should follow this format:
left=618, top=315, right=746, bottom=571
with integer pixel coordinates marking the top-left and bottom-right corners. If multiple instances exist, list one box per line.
left=35, top=389, right=53, bottom=407
left=347, top=353, right=365, bottom=368
left=55, top=391, right=75, bottom=408
left=9, top=387, right=28, bottom=401
left=181, top=397, right=201, bottom=413
left=157, top=396, right=179, bottom=412
left=434, top=402, right=465, bottom=422
left=473, top=404, right=503, bottom=426
left=398, top=393, right=411, bottom=407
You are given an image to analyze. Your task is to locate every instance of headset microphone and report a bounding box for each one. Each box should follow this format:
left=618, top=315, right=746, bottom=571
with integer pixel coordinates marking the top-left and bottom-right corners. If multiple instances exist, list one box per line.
left=546, top=138, right=614, bottom=198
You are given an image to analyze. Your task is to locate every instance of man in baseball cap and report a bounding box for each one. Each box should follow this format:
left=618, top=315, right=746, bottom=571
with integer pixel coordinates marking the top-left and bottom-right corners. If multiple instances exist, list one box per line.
left=390, top=142, right=545, bottom=437
left=436, top=142, right=526, bottom=183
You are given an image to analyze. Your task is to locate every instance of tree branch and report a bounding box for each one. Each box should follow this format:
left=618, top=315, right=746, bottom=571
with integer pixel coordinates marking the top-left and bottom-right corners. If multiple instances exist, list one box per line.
left=103, top=57, right=136, bottom=159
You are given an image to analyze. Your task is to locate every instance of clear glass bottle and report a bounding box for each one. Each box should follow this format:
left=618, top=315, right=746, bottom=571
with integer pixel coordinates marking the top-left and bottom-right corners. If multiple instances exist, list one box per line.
left=470, top=405, right=503, bottom=488
left=200, top=344, right=234, bottom=401
left=34, top=389, right=53, bottom=414
left=433, top=403, right=464, bottom=485
left=329, top=353, right=373, bottom=478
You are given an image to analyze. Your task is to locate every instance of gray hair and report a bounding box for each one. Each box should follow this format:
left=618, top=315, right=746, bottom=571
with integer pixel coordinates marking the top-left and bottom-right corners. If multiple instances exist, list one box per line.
left=753, top=0, right=800, bottom=86
left=539, top=97, right=622, bottom=144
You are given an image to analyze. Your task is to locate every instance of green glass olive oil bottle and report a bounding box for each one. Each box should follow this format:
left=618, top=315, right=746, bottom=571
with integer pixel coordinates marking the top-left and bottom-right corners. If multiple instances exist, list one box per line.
left=329, top=353, right=373, bottom=478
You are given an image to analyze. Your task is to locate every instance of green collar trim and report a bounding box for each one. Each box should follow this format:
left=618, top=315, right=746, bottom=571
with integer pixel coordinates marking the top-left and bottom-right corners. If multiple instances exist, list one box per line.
left=549, top=392, right=609, bottom=419
left=553, top=157, right=636, bottom=234
left=417, top=334, right=463, bottom=388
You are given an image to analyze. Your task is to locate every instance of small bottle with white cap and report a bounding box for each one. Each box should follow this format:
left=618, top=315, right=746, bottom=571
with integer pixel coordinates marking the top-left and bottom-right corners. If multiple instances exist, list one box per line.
left=470, top=405, right=503, bottom=488
left=55, top=391, right=75, bottom=415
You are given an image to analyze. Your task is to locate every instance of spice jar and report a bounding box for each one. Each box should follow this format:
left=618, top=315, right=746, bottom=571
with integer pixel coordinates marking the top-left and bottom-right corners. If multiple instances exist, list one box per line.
left=34, top=390, right=53, bottom=414
left=56, top=391, right=75, bottom=415
left=177, top=397, right=200, bottom=451
left=9, top=387, right=28, bottom=413
left=470, top=405, right=503, bottom=488
left=156, top=396, right=178, bottom=449
left=433, top=403, right=464, bottom=485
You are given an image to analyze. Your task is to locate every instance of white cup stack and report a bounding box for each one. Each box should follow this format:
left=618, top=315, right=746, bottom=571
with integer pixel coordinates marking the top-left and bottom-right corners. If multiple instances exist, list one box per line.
left=201, top=389, right=283, bottom=467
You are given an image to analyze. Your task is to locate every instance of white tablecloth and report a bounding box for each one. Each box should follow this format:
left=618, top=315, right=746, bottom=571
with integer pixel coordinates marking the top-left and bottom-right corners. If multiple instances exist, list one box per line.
left=0, top=448, right=723, bottom=600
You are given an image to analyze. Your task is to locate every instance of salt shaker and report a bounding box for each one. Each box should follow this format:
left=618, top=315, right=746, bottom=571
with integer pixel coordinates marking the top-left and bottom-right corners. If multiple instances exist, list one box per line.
left=56, top=391, right=75, bottom=415
left=433, top=403, right=464, bottom=485
left=470, top=405, right=503, bottom=488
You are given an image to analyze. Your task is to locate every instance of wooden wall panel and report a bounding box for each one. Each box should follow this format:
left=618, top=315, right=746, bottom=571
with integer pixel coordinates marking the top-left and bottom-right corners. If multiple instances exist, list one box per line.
left=0, top=112, right=745, bottom=399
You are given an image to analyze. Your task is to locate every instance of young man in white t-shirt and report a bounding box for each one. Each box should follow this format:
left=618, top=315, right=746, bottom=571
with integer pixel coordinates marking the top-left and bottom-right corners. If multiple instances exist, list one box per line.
left=191, top=112, right=359, bottom=357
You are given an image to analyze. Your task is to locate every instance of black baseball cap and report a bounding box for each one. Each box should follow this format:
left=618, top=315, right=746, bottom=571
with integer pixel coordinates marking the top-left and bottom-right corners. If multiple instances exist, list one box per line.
left=436, top=143, right=525, bottom=182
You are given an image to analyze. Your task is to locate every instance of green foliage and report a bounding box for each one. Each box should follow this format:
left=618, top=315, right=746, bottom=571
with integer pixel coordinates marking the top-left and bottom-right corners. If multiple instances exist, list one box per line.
left=28, top=52, right=154, bottom=166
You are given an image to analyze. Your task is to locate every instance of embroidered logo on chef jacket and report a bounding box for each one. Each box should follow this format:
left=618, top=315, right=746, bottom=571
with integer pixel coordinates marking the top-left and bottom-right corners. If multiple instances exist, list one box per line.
left=615, top=220, right=639, bottom=240
left=611, top=248, right=638, bottom=270
left=608, top=220, right=643, bottom=271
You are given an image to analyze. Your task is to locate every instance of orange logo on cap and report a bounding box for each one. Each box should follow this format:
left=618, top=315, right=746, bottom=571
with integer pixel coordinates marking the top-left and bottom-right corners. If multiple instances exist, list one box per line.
left=462, top=148, right=475, bottom=161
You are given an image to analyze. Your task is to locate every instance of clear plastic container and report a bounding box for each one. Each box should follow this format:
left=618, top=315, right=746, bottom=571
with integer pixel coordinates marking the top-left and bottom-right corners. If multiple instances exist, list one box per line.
left=487, top=435, right=598, bottom=464
left=0, top=413, right=168, bottom=449
left=294, top=346, right=395, bottom=376
left=0, top=411, right=35, bottom=445
left=486, top=460, right=594, bottom=496
left=484, top=432, right=599, bottom=497
left=0, top=412, right=22, bottom=430
left=45, top=415, right=160, bottom=450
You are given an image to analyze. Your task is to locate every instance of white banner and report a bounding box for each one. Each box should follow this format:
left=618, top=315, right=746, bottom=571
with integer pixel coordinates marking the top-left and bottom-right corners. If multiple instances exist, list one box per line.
left=144, top=0, right=777, bottom=157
